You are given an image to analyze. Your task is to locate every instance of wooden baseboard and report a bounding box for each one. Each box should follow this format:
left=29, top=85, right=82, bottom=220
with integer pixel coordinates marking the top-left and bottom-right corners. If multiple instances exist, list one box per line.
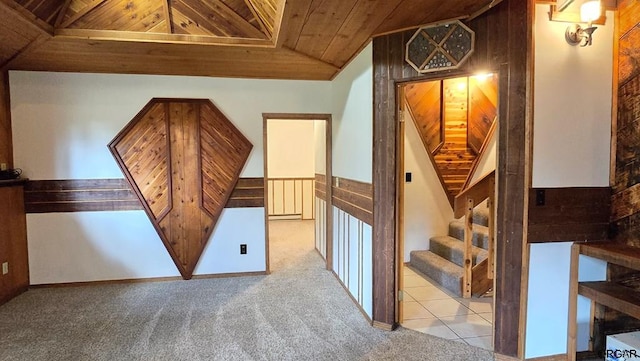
left=0, top=286, right=28, bottom=306
left=372, top=320, right=397, bottom=331
left=495, top=354, right=521, bottom=361
left=30, top=271, right=268, bottom=288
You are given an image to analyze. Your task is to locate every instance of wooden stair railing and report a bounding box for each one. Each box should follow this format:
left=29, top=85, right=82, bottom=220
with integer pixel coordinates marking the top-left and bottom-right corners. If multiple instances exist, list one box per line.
left=454, top=170, right=496, bottom=298
left=567, top=242, right=640, bottom=361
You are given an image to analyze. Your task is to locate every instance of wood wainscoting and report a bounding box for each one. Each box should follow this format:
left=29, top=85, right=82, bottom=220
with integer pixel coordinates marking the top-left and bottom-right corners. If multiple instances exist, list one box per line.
left=528, top=187, right=611, bottom=243
left=267, top=177, right=315, bottom=219
left=315, top=173, right=328, bottom=259
left=328, top=175, right=373, bottom=322
left=331, top=176, right=373, bottom=226
left=24, top=178, right=265, bottom=213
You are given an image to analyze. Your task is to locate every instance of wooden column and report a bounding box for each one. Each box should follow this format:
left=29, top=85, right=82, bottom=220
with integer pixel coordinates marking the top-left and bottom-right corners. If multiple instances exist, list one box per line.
left=371, top=0, right=533, bottom=355
left=0, top=70, right=12, bottom=168
left=372, top=32, right=404, bottom=330
left=0, top=180, right=29, bottom=305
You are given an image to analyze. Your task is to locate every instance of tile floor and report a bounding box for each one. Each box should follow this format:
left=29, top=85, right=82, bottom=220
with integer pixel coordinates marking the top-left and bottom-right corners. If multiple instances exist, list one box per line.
left=400, top=265, right=494, bottom=351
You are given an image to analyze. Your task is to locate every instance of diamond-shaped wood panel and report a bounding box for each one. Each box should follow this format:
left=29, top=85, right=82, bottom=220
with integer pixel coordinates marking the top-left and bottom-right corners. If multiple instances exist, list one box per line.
left=109, top=98, right=252, bottom=279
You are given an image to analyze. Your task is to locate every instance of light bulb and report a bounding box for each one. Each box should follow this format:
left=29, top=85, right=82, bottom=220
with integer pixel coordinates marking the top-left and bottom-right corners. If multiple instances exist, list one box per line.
left=580, top=0, right=601, bottom=23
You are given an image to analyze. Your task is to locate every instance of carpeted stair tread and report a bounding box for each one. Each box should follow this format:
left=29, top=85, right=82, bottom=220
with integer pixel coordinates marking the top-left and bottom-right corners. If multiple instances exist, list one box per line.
left=410, top=250, right=463, bottom=297
left=448, top=221, right=489, bottom=250
left=473, top=207, right=490, bottom=227
left=429, top=235, right=487, bottom=268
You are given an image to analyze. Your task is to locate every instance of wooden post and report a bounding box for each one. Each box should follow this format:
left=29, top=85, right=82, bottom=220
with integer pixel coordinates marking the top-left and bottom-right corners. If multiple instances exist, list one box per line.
left=567, top=243, right=580, bottom=361
left=463, top=197, right=474, bottom=298
left=488, top=194, right=495, bottom=279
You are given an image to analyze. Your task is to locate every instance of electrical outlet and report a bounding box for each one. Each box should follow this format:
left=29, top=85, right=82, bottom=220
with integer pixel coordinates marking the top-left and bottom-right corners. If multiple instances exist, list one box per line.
left=0, top=163, right=6, bottom=171
left=240, top=244, right=247, bottom=255
left=2, top=262, right=8, bottom=275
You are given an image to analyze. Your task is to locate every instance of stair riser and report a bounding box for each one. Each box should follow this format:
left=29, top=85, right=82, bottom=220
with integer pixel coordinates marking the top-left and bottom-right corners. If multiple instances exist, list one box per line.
left=448, top=224, right=489, bottom=249
left=410, top=252, right=461, bottom=297
left=429, top=237, right=486, bottom=268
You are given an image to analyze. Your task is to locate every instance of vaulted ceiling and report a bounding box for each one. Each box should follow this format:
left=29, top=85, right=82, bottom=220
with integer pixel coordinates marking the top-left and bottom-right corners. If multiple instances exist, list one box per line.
left=0, top=0, right=503, bottom=80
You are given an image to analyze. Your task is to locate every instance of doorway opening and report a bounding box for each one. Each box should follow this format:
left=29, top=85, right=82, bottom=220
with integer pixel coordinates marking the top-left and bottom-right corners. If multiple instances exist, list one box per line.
left=397, top=73, right=498, bottom=351
left=262, top=114, right=332, bottom=274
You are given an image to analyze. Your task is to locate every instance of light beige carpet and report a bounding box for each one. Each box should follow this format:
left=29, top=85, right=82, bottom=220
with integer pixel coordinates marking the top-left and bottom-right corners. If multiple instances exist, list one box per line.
left=0, top=220, right=495, bottom=360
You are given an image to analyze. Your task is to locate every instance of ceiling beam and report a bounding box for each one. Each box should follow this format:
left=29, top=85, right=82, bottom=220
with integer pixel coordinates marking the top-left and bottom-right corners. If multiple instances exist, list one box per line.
left=58, top=0, right=106, bottom=29
left=54, top=28, right=275, bottom=47
left=0, top=0, right=53, bottom=34
left=54, top=0, right=73, bottom=27
left=163, top=0, right=173, bottom=34
left=0, top=33, right=49, bottom=71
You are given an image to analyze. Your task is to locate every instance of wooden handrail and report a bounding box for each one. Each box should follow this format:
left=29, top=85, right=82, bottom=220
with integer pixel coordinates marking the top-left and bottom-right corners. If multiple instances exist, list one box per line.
left=453, top=169, right=496, bottom=298
left=453, top=170, right=496, bottom=218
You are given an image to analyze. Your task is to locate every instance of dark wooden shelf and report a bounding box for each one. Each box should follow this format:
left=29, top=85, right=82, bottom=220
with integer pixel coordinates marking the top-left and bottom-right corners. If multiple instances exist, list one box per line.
left=579, top=242, right=640, bottom=272
left=0, top=178, right=27, bottom=187
left=579, top=281, right=640, bottom=320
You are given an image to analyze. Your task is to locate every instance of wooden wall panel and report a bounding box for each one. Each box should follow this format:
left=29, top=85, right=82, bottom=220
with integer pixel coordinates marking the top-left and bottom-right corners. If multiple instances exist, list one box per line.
left=404, top=80, right=442, bottom=153
left=24, top=178, right=263, bottom=213
left=24, top=179, right=140, bottom=212
left=331, top=176, right=372, bottom=226
left=114, top=102, right=170, bottom=219
left=109, top=98, right=252, bottom=279
left=315, top=173, right=327, bottom=201
left=528, top=188, right=611, bottom=243
left=614, top=0, right=640, bottom=248
left=0, top=181, right=29, bottom=305
left=468, top=75, right=498, bottom=154
left=227, top=178, right=265, bottom=208
left=0, top=70, right=12, bottom=168
left=372, top=0, right=532, bottom=356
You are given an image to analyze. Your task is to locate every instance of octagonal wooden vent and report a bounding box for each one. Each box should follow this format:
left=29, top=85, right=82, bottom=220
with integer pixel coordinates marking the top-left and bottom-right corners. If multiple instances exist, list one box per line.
left=406, top=20, right=475, bottom=74
left=109, top=98, right=252, bottom=279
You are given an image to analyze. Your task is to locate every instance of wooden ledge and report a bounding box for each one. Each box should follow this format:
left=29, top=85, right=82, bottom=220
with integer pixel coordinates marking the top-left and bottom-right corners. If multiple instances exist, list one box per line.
left=579, top=281, right=640, bottom=320
left=578, top=242, right=640, bottom=271
left=0, top=178, right=28, bottom=187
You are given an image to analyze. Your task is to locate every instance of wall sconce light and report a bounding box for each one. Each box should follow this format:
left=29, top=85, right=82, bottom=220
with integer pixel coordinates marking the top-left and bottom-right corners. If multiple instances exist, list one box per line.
left=565, top=0, right=601, bottom=46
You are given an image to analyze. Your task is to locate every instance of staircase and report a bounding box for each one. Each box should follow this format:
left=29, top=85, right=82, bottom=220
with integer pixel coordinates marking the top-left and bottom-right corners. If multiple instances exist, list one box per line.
left=409, top=205, right=493, bottom=298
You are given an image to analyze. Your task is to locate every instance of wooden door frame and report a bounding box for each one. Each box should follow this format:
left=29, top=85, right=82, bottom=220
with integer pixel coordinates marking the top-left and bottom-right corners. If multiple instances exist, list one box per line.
left=372, top=1, right=533, bottom=355
left=396, top=72, right=499, bottom=327
left=262, top=113, right=333, bottom=274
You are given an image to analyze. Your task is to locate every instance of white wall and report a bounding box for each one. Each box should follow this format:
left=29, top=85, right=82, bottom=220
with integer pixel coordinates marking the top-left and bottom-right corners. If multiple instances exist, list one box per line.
left=332, top=43, right=373, bottom=183
left=314, top=120, right=326, bottom=174
left=532, top=5, right=612, bottom=188
left=330, top=43, right=374, bottom=317
left=526, top=243, right=606, bottom=358
left=470, top=129, right=497, bottom=184
left=11, top=71, right=331, bottom=284
left=267, top=119, right=315, bottom=178
left=403, top=109, right=453, bottom=261
left=525, top=4, right=613, bottom=358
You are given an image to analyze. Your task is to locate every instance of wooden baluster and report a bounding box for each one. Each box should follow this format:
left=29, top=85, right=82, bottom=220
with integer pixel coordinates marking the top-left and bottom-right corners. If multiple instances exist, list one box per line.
left=463, top=197, right=473, bottom=298
left=567, top=243, right=580, bottom=361
left=487, top=194, right=495, bottom=280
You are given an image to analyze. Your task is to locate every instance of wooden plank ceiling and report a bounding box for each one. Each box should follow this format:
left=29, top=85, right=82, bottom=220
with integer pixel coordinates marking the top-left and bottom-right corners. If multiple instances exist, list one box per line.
left=0, top=0, right=501, bottom=80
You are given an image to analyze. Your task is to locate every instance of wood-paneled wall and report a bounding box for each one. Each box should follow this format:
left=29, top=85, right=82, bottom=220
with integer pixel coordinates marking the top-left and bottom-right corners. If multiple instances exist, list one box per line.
left=332, top=177, right=373, bottom=226
left=24, top=178, right=264, bottom=213
left=613, top=0, right=640, bottom=247
left=109, top=99, right=253, bottom=280
left=0, top=70, right=12, bottom=168
left=0, top=180, right=29, bottom=305
left=267, top=178, right=315, bottom=219
left=372, top=0, right=532, bottom=356
left=528, top=187, right=611, bottom=243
